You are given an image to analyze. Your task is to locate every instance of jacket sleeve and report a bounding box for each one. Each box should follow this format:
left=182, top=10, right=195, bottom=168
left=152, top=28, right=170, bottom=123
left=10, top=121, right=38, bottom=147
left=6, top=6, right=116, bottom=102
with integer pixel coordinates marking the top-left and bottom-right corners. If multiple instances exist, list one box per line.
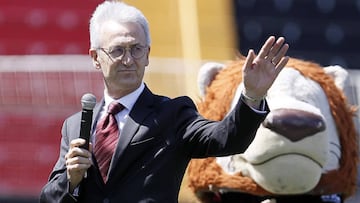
left=178, top=96, right=269, bottom=158
left=39, top=118, right=79, bottom=203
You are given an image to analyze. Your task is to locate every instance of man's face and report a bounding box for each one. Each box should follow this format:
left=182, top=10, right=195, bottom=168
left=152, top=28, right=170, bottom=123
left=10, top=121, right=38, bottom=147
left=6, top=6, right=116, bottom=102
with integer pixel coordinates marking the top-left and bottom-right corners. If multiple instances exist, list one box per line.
left=91, top=21, right=150, bottom=98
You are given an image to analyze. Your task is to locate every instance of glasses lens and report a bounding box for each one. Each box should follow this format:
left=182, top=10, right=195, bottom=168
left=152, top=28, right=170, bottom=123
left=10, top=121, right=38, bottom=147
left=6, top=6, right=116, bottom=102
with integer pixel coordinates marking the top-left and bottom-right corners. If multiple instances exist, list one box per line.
left=109, top=47, right=125, bottom=58
left=103, top=45, right=147, bottom=59
left=131, top=45, right=146, bottom=58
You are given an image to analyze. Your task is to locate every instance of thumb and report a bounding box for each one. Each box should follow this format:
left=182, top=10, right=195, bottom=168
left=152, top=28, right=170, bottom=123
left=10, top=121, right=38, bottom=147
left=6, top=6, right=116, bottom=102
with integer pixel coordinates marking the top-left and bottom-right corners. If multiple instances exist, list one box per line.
left=89, top=142, right=93, bottom=153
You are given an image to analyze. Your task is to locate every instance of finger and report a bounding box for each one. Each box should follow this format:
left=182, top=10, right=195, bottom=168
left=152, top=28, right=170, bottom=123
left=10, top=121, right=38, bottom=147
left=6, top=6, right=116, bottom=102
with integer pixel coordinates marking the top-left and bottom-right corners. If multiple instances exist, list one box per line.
left=266, top=37, right=285, bottom=61
left=66, top=162, right=92, bottom=172
left=243, top=49, right=256, bottom=71
left=70, top=138, right=87, bottom=149
left=257, top=36, right=275, bottom=59
left=275, top=56, right=289, bottom=75
left=65, top=145, right=92, bottom=161
left=89, top=142, right=93, bottom=153
left=271, top=43, right=289, bottom=65
left=66, top=156, right=92, bottom=168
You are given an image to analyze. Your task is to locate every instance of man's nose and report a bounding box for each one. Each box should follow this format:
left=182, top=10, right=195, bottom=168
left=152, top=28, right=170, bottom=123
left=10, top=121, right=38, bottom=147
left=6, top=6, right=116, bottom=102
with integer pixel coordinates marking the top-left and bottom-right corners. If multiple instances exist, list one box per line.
left=121, top=50, right=134, bottom=66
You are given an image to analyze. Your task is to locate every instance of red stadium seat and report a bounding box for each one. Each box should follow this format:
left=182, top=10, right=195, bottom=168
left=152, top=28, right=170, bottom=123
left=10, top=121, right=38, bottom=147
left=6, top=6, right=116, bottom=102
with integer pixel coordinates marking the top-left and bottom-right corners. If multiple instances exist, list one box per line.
left=0, top=70, right=103, bottom=197
left=0, top=1, right=99, bottom=55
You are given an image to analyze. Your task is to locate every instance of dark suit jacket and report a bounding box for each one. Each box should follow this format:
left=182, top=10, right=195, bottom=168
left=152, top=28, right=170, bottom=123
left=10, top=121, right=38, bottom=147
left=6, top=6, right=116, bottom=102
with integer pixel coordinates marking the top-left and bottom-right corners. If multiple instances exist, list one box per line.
left=40, top=85, right=269, bottom=203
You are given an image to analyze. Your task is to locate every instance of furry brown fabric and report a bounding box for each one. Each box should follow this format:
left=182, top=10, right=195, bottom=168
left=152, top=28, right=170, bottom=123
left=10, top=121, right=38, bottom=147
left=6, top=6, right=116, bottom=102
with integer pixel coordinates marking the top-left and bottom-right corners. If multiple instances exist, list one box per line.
left=188, top=57, right=358, bottom=198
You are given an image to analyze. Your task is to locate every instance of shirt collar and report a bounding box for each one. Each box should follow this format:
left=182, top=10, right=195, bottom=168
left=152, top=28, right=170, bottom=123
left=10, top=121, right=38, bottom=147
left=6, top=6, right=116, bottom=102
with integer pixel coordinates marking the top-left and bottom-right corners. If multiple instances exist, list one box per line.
left=104, top=82, right=145, bottom=111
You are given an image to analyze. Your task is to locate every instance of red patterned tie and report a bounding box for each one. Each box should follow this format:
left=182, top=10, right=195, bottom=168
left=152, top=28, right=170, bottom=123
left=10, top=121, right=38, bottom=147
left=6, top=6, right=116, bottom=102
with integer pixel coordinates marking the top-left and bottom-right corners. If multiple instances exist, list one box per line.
left=94, top=101, right=124, bottom=183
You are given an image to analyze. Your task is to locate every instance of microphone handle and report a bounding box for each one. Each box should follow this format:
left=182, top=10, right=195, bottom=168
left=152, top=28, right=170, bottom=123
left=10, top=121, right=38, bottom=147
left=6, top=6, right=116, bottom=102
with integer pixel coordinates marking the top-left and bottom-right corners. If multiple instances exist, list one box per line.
left=79, top=108, right=93, bottom=150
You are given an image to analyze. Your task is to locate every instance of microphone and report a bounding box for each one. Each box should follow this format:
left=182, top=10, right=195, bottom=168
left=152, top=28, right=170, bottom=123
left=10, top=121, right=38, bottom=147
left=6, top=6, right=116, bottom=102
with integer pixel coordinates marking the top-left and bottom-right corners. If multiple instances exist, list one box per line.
left=79, top=93, right=97, bottom=150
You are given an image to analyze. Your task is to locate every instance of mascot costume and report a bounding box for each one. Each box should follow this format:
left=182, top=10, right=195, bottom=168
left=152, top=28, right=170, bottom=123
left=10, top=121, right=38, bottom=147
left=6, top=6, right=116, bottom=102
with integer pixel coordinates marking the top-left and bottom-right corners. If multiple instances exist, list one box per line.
left=187, top=56, right=359, bottom=203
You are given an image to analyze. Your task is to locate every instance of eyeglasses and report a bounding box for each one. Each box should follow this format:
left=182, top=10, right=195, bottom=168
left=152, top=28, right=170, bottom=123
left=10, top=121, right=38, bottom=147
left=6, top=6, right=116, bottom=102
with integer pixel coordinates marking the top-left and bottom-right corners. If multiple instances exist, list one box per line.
left=99, top=44, right=148, bottom=60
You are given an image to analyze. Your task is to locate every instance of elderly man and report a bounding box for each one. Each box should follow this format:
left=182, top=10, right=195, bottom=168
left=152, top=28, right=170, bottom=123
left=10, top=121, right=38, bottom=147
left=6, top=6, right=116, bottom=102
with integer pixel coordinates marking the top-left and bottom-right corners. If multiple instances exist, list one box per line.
left=40, top=1, right=289, bottom=202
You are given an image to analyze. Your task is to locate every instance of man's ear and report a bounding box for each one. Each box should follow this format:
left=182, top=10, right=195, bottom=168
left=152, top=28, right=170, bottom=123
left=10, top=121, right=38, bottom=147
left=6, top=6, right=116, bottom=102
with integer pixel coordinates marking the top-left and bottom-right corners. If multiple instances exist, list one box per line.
left=145, top=46, right=151, bottom=67
left=89, top=49, right=101, bottom=69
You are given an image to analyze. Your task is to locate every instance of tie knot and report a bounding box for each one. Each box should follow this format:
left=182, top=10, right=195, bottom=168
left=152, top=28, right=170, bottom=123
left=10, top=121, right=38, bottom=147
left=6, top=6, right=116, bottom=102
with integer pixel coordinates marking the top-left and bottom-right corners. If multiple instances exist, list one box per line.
left=107, top=101, right=124, bottom=115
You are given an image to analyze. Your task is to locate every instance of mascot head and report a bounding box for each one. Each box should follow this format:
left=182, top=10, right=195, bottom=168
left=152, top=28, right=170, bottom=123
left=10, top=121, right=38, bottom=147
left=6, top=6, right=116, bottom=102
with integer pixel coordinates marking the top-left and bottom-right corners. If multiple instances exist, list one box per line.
left=188, top=57, right=358, bottom=201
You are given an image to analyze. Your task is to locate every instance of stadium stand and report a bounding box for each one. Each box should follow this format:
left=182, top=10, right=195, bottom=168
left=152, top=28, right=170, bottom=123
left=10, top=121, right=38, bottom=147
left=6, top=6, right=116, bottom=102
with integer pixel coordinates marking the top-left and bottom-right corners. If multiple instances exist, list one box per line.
left=0, top=0, right=99, bottom=55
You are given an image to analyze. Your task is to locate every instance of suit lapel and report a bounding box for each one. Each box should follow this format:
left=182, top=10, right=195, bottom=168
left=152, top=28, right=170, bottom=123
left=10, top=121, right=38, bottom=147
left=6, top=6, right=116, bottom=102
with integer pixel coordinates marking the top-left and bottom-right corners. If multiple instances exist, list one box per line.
left=108, top=86, right=156, bottom=181
left=91, top=99, right=104, bottom=133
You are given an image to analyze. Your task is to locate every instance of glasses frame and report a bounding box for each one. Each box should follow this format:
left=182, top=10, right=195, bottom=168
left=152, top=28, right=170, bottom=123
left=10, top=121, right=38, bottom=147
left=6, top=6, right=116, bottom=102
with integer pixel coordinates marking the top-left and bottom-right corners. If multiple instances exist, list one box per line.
left=98, top=44, right=148, bottom=60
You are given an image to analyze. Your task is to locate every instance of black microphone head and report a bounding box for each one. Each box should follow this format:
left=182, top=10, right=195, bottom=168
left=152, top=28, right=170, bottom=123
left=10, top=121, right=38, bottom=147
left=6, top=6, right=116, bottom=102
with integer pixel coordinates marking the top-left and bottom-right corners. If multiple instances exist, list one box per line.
left=81, top=93, right=97, bottom=110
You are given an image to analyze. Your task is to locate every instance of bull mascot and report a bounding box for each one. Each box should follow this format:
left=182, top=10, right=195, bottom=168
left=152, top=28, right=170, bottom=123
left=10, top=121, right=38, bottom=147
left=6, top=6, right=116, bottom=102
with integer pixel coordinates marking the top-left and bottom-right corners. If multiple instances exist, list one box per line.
left=187, top=56, right=359, bottom=203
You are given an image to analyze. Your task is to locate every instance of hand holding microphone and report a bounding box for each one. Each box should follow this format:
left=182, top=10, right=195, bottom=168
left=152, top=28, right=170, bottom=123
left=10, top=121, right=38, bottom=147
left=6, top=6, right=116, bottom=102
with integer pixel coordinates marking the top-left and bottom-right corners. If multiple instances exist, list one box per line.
left=65, top=93, right=96, bottom=191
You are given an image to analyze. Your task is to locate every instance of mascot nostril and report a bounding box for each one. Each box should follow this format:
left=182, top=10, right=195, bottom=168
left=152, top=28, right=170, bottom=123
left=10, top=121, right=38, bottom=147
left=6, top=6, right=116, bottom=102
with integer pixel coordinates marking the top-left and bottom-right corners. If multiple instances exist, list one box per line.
left=263, top=109, right=326, bottom=142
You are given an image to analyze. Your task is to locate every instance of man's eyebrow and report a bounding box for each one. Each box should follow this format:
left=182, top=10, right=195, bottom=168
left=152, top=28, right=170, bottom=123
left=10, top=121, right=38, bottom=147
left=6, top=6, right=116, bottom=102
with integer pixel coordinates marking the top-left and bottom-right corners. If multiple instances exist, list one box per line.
left=109, top=44, right=141, bottom=49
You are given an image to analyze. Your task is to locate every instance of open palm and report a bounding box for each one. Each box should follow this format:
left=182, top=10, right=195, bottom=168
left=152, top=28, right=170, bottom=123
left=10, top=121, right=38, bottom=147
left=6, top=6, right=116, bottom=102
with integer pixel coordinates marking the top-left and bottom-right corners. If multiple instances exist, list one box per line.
left=242, top=36, right=289, bottom=100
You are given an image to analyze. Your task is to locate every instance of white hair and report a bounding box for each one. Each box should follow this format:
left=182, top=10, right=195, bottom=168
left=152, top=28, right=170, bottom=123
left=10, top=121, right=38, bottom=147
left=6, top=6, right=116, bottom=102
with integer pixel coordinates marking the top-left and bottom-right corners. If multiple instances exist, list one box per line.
left=89, top=1, right=151, bottom=49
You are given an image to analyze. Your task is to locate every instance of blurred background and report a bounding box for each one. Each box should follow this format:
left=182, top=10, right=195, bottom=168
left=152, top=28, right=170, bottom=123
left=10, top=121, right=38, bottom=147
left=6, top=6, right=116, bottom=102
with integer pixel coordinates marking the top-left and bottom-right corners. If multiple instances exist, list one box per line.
left=0, top=0, right=359, bottom=202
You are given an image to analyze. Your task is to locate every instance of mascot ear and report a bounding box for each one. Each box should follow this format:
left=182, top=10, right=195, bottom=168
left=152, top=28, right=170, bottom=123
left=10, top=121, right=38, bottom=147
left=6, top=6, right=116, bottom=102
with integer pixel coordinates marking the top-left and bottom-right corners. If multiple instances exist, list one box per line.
left=323, top=65, right=356, bottom=105
left=324, top=65, right=349, bottom=91
left=197, top=62, right=225, bottom=98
